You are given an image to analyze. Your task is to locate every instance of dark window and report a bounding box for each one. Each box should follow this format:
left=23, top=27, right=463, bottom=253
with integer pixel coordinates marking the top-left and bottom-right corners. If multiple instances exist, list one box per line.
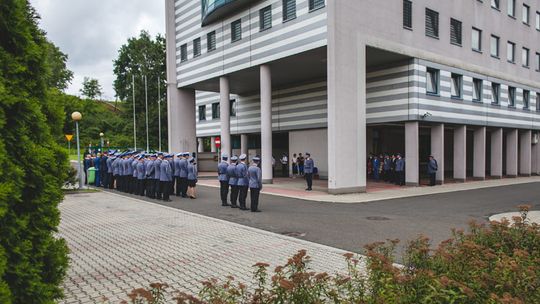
left=230, top=99, right=236, bottom=117
left=472, top=28, right=482, bottom=51
left=283, top=0, right=296, bottom=21
left=309, top=0, right=325, bottom=11
left=193, top=38, right=201, bottom=57
left=450, top=18, right=462, bottom=45
left=231, top=19, right=242, bottom=42
left=403, top=0, right=413, bottom=29
left=491, top=83, right=500, bottom=104
left=425, top=8, right=439, bottom=38
left=198, top=105, right=206, bottom=121
left=523, top=90, right=530, bottom=109
left=180, top=44, right=188, bottom=62
left=491, top=0, right=499, bottom=9
left=537, top=93, right=540, bottom=111
left=426, top=68, right=439, bottom=94
left=536, top=52, right=540, bottom=71
left=508, top=0, right=515, bottom=17
left=451, top=73, right=462, bottom=98
left=507, top=41, right=515, bottom=62
left=490, top=35, right=499, bottom=57
left=207, top=31, right=216, bottom=52
left=473, top=78, right=483, bottom=102
left=522, top=47, right=529, bottom=67
left=536, top=11, right=540, bottom=30
left=260, top=6, right=272, bottom=31
left=523, top=4, right=530, bottom=24
left=212, top=103, right=220, bottom=119
left=509, top=86, right=516, bottom=106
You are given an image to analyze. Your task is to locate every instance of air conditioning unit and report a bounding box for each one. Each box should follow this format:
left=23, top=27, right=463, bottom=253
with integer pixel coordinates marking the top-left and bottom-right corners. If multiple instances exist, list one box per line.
left=533, top=133, right=539, bottom=145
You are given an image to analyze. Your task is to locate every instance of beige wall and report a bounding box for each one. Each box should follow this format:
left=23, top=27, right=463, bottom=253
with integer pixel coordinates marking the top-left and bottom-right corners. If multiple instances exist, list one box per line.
left=289, top=128, right=328, bottom=178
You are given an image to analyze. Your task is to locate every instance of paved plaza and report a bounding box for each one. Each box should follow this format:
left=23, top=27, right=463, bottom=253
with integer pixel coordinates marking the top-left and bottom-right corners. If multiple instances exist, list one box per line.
left=58, top=191, right=353, bottom=303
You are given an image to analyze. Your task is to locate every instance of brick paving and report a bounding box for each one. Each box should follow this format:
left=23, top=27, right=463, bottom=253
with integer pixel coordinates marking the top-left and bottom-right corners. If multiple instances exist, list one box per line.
left=58, top=191, right=354, bottom=303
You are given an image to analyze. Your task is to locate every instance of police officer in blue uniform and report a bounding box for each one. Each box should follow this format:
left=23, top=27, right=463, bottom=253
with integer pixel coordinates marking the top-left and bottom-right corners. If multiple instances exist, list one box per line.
left=427, top=155, right=438, bottom=186
left=178, top=152, right=189, bottom=198
left=236, top=154, right=249, bottom=210
left=218, top=153, right=230, bottom=206
left=173, top=153, right=182, bottom=196
left=187, top=157, right=198, bottom=199
left=154, top=152, right=163, bottom=199
left=131, top=154, right=139, bottom=193
left=395, top=153, right=405, bottom=186
left=101, top=151, right=108, bottom=187
left=145, top=154, right=156, bottom=198
left=136, top=155, right=146, bottom=196
left=248, top=156, right=262, bottom=212
left=159, top=154, right=173, bottom=201
left=107, top=151, right=115, bottom=189
left=93, top=153, right=101, bottom=186
left=304, top=153, right=315, bottom=191
left=112, top=152, right=122, bottom=190
left=227, top=155, right=239, bottom=208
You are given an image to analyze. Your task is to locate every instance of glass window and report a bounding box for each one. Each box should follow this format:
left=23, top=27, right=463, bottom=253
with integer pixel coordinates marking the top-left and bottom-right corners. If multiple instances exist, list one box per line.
left=508, top=86, right=516, bottom=107
left=198, top=105, right=206, bottom=121
left=508, top=0, right=515, bottom=17
left=283, top=0, right=296, bottom=21
left=180, top=44, right=188, bottom=62
left=507, top=41, right=515, bottom=62
left=536, top=53, right=540, bottom=71
left=426, top=68, right=439, bottom=94
left=403, top=0, right=413, bottom=29
left=472, top=28, right=482, bottom=51
left=537, top=93, right=540, bottom=111
left=522, top=47, right=529, bottom=67
left=212, top=103, right=220, bottom=119
left=536, top=11, right=540, bottom=30
left=309, top=0, right=325, bottom=11
left=490, top=35, right=499, bottom=57
left=450, top=18, right=462, bottom=45
left=451, top=73, right=462, bottom=98
left=523, top=90, right=530, bottom=109
left=522, top=4, right=530, bottom=24
left=259, top=6, right=272, bottom=31
left=425, top=8, right=439, bottom=38
left=491, top=83, right=500, bottom=104
left=473, top=78, right=483, bottom=102
left=231, top=19, right=242, bottom=42
left=193, top=38, right=201, bottom=57
left=230, top=99, right=236, bottom=117
left=491, top=0, right=499, bottom=9
left=207, top=31, right=216, bottom=52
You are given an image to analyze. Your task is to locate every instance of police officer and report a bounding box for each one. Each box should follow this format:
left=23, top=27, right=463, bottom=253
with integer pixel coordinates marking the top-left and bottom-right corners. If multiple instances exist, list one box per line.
left=427, top=155, right=438, bottom=186
left=101, top=151, right=108, bottom=187
left=249, top=156, right=262, bottom=212
left=118, top=153, right=126, bottom=191
left=154, top=152, right=163, bottom=199
left=227, top=155, right=239, bottom=208
left=93, top=153, right=101, bottom=187
left=112, top=152, right=121, bottom=190
left=236, top=154, right=249, bottom=210
left=178, top=152, right=189, bottom=198
left=107, top=151, right=115, bottom=189
left=160, top=154, right=173, bottom=202
left=132, top=154, right=139, bottom=193
left=173, top=153, right=182, bottom=196
left=218, top=153, right=230, bottom=206
left=395, top=153, right=405, bottom=186
left=304, top=153, right=315, bottom=191
left=136, top=155, right=146, bottom=196
left=187, top=157, right=198, bottom=199
left=145, top=154, right=156, bottom=198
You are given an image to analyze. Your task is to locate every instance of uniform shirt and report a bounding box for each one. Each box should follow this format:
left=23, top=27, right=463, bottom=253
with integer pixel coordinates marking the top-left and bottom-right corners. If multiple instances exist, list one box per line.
left=124, top=158, right=132, bottom=176
left=427, top=159, right=438, bottom=174
left=179, top=158, right=188, bottom=178
left=153, top=158, right=162, bottom=179
left=187, top=162, right=197, bottom=181
left=218, top=161, right=229, bottom=182
left=235, top=162, right=249, bottom=186
left=395, top=158, right=405, bottom=172
left=227, top=164, right=237, bottom=186
left=304, top=158, right=315, bottom=174
left=93, top=157, right=101, bottom=171
left=113, top=158, right=120, bottom=176
left=145, top=159, right=155, bottom=178
left=383, top=158, right=391, bottom=171
left=132, top=160, right=138, bottom=177
left=159, top=160, right=172, bottom=182
left=101, top=156, right=108, bottom=173
left=107, top=157, right=114, bottom=174
left=248, top=164, right=262, bottom=189
left=173, top=158, right=181, bottom=177
left=136, top=162, right=146, bottom=180
left=118, top=159, right=125, bottom=176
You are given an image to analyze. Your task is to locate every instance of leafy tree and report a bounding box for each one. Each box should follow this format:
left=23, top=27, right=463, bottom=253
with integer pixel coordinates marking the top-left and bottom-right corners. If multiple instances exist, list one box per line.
left=113, top=30, right=167, bottom=151
left=80, top=76, right=103, bottom=100
left=0, top=0, right=69, bottom=302
left=44, top=41, right=73, bottom=91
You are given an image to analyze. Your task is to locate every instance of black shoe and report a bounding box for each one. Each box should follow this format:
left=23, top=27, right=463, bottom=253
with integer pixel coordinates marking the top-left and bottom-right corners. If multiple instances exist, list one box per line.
left=231, top=205, right=238, bottom=208
left=163, top=199, right=172, bottom=202
left=222, top=203, right=230, bottom=207
left=251, top=210, right=261, bottom=212
left=240, top=207, right=249, bottom=211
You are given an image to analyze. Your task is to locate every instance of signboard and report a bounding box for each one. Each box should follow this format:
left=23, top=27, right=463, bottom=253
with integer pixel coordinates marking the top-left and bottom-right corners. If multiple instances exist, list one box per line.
left=215, top=137, right=221, bottom=148
left=65, top=134, right=73, bottom=141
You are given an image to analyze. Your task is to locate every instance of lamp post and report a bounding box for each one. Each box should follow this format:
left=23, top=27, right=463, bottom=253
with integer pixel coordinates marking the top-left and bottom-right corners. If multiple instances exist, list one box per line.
left=72, top=111, right=83, bottom=189
left=99, top=132, right=104, bottom=151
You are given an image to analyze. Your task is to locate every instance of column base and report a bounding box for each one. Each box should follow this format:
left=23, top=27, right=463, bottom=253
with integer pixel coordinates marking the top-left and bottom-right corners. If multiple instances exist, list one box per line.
left=453, top=178, right=466, bottom=183
left=490, top=175, right=503, bottom=179
left=519, top=174, right=531, bottom=177
left=328, top=186, right=366, bottom=195
left=262, top=179, right=273, bottom=184
left=506, top=175, right=517, bottom=178
left=471, top=176, right=485, bottom=181
left=406, top=182, right=419, bottom=187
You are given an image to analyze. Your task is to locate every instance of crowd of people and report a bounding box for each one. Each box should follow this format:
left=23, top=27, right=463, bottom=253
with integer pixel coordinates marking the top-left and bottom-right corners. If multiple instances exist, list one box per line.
left=367, top=153, right=439, bottom=186
left=84, top=151, right=199, bottom=201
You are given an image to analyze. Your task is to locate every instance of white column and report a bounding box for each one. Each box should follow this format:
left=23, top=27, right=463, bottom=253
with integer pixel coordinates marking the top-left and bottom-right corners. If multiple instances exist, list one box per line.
left=473, top=127, right=486, bottom=180
left=519, top=130, right=532, bottom=176
left=241, top=134, right=248, bottom=156
left=210, top=136, right=216, bottom=152
left=490, top=128, right=503, bottom=178
left=431, top=123, right=444, bottom=184
left=405, top=121, right=419, bottom=186
left=532, top=132, right=540, bottom=175
left=260, top=65, right=273, bottom=184
left=166, top=0, right=196, bottom=153
left=506, top=129, right=518, bottom=177
left=219, top=76, right=231, bottom=159
left=453, top=125, right=466, bottom=182
left=197, top=138, right=204, bottom=153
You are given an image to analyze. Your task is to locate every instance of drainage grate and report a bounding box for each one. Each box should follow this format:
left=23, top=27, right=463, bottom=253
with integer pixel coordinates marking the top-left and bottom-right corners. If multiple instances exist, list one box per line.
left=281, top=232, right=306, bottom=237
left=366, top=216, right=390, bottom=221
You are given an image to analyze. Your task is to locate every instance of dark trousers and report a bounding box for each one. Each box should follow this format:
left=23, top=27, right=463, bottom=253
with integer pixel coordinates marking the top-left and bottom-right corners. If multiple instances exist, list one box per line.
left=230, top=185, right=239, bottom=206
left=220, top=181, right=229, bottom=205
left=305, top=173, right=313, bottom=190
left=155, top=179, right=162, bottom=199
left=250, top=188, right=260, bottom=211
left=175, top=177, right=182, bottom=196
left=147, top=179, right=155, bottom=198
left=282, top=164, right=288, bottom=177
left=110, top=174, right=116, bottom=189
left=137, top=179, right=145, bottom=195
left=397, top=171, right=405, bottom=186
left=429, top=173, right=436, bottom=186
left=238, top=185, right=248, bottom=209
left=160, top=181, right=170, bottom=200
left=180, top=177, right=188, bottom=197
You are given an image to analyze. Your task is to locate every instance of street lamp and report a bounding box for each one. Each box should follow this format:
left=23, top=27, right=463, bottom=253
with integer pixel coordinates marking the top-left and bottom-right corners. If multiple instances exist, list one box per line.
left=72, top=111, right=84, bottom=189
left=99, top=132, right=104, bottom=151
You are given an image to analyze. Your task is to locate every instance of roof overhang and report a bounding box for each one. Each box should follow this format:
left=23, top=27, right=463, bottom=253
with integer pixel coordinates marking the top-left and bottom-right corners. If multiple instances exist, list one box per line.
left=201, top=0, right=259, bottom=26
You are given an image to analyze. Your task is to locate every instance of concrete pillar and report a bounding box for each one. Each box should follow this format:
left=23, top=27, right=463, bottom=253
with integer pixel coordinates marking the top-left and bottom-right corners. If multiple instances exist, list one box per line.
left=506, top=129, right=518, bottom=177
left=430, top=123, right=444, bottom=184
left=405, top=121, right=419, bottom=186
left=519, top=130, right=532, bottom=176
left=260, top=65, right=273, bottom=184
left=490, top=128, right=503, bottom=178
left=473, top=127, right=486, bottom=180
left=166, top=0, right=196, bottom=153
left=210, top=136, right=217, bottom=152
left=219, top=76, right=231, bottom=159
left=532, top=132, right=540, bottom=175
left=197, top=138, right=204, bottom=153
left=327, top=13, right=366, bottom=193
left=240, top=134, right=248, bottom=156
left=453, top=125, right=466, bottom=182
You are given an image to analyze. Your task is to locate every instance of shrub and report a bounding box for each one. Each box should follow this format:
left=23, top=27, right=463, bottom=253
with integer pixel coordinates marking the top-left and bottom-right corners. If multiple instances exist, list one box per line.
left=119, top=206, right=539, bottom=304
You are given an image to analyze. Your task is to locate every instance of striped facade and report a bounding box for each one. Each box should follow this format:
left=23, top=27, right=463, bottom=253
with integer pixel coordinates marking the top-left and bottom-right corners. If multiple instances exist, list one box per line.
left=174, top=0, right=327, bottom=87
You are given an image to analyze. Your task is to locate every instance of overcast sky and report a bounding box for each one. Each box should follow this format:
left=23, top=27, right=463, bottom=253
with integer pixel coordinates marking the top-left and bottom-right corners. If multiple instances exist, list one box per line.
left=30, top=0, right=165, bottom=100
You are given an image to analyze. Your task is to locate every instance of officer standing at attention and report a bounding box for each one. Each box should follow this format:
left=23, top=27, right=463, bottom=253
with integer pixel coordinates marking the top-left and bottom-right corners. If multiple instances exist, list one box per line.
left=304, top=153, right=315, bottom=191
left=178, top=152, right=189, bottom=198
left=427, top=155, right=438, bottom=186
left=145, top=154, right=156, bottom=198
left=132, top=154, right=139, bottom=193
left=227, top=155, right=239, bottom=208
left=248, top=156, right=262, bottom=212
left=174, top=153, right=182, bottom=196
left=100, top=151, right=108, bottom=187
left=112, top=152, right=121, bottom=190
left=236, top=154, right=249, bottom=211
left=154, top=152, right=163, bottom=199
left=395, top=153, right=405, bottom=186
left=93, top=153, right=101, bottom=187
left=218, top=153, right=230, bottom=206
left=160, top=154, right=173, bottom=202
left=106, top=151, right=115, bottom=189
left=187, top=157, right=198, bottom=199
left=136, top=155, right=145, bottom=196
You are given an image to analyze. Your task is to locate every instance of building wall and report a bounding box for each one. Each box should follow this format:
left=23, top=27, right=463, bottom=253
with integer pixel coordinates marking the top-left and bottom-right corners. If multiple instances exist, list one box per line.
left=289, top=128, right=328, bottom=178
left=174, top=0, right=327, bottom=87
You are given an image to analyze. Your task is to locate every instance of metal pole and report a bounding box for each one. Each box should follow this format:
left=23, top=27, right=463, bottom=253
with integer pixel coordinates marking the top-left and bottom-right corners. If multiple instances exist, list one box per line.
left=76, top=121, right=83, bottom=189
left=68, top=140, right=71, bottom=156
left=100, top=137, right=104, bottom=150
left=158, top=76, right=162, bottom=152
left=132, top=74, right=137, bottom=150
left=145, top=75, right=149, bottom=152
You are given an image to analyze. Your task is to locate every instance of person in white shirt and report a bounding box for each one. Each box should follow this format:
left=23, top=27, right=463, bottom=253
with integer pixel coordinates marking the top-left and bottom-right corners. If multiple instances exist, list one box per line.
left=280, top=153, right=288, bottom=177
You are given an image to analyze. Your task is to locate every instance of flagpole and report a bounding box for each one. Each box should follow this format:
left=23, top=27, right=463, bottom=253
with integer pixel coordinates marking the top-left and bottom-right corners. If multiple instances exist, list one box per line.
left=145, top=75, right=149, bottom=152
left=132, top=74, right=137, bottom=150
left=158, top=76, right=162, bottom=152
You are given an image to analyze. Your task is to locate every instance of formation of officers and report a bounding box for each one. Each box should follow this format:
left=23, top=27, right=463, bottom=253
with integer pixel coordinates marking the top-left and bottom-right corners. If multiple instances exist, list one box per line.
left=217, top=153, right=263, bottom=212
left=93, top=150, right=199, bottom=201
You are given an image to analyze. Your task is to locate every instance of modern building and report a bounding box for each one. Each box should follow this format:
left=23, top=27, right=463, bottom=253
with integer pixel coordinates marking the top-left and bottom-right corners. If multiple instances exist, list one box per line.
left=166, top=0, right=540, bottom=193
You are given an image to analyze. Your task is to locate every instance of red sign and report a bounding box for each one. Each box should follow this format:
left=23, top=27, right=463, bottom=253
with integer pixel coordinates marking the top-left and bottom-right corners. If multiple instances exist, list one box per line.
left=215, top=137, right=221, bottom=148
